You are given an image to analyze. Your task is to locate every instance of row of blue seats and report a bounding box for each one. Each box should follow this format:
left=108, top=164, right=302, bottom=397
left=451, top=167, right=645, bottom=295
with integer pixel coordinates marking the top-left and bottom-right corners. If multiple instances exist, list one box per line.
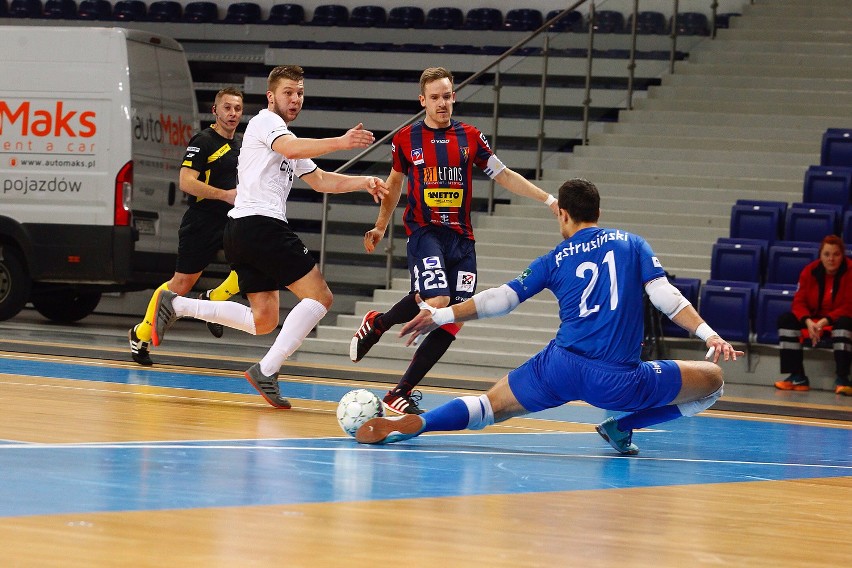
left=663, top=277, right=795, bottom=345
left=0, top=0, right=732, bottom=33
left=731, top=199, right=852, bottom=244
left=711, top=238, right=820, bottom=286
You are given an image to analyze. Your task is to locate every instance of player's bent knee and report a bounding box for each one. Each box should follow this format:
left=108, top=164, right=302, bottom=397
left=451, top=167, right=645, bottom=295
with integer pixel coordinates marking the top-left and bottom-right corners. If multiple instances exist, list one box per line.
left=677, top=384, right=723, bottom=417
left=460, top=395, right=495, bottom=430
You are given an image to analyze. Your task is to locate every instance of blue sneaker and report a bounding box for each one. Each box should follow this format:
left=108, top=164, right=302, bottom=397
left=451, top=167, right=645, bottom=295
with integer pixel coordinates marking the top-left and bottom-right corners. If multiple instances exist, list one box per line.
left=355, top=414, right=425, bottom=445
left=595, top=417, right=639, bottom=455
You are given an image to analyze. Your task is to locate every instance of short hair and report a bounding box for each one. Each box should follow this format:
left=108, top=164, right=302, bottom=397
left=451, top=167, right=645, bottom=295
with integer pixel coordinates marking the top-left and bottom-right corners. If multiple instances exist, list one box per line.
left=420, top=67, right=453, bottom=95
left=820, top=234, right=844, bottom=254
left=558, top=178, right=600, bottom=223
left=214, top=87, right=243, bottom=104
left=267, top=65, right=304, bottom=91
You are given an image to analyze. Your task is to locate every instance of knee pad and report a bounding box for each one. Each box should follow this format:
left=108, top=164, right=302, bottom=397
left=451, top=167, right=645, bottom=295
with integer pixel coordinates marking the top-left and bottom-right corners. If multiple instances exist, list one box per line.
left=677, top=385, right=723, bottom=417
left=460, top=395, right=495, bottom=430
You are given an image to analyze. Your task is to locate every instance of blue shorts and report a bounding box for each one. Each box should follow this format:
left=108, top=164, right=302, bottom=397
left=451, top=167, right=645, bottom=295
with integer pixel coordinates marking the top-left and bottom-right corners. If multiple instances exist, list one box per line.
left=407, top=225, right=477, bottom=305
left=508, top=340, right=682, bottom=413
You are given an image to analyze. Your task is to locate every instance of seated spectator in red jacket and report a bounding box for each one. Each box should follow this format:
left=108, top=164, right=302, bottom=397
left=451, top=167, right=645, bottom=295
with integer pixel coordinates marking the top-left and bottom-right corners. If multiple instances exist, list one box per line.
left=776, top=235, right=852, bottom=394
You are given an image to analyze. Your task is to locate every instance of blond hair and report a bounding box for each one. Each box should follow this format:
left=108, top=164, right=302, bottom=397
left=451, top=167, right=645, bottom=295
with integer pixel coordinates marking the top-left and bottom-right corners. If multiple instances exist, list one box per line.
left=419, top=67, right=453, bottom=95
left=267, top=65, right=305, bottom=91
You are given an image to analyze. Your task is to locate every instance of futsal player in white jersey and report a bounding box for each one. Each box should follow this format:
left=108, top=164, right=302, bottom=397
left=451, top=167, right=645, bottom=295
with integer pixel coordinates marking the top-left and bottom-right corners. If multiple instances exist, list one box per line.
left=356, top=178, right=743, bottom=454
left=149, top=65, right=388, bottom=408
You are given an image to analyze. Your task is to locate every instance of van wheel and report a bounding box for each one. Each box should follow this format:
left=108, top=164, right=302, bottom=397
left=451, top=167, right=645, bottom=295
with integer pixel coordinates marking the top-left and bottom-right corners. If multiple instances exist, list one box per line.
left=31, top=290, right=102, bottom=323
left=0, top=247, right=31, bottom=321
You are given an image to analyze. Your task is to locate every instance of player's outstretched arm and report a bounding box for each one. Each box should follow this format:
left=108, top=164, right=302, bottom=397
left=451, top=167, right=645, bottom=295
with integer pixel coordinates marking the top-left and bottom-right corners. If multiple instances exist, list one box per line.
left=302, top=169, right=388, bottom=201
left=364, top=169, right=404, bottom=253
left=271, top=123, right=375, bottom=160
left=493, top=168, right=558, bottom=216
left=400, top=285, right=521, bottom=346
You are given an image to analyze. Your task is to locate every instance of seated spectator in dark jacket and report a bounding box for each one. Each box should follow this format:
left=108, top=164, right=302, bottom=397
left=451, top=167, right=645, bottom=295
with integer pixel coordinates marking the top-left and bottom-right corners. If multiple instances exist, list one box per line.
left=776, top=235, right=852, bottom=393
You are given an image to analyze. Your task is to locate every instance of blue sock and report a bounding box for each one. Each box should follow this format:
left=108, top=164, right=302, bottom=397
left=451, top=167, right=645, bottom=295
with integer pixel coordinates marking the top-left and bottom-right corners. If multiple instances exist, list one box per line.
left=421, top=399, right=470, bottom=433
left=616, top=405, right=683, bottom=431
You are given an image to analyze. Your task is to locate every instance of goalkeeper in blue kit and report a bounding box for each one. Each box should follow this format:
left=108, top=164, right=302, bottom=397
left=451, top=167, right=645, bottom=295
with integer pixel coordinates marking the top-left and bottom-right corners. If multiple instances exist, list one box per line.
left=356, top=178, right=742, bottom=454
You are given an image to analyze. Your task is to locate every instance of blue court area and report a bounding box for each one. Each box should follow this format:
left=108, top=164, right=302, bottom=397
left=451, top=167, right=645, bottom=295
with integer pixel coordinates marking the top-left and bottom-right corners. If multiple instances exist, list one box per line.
left=1, top=356, right=851, bottom=518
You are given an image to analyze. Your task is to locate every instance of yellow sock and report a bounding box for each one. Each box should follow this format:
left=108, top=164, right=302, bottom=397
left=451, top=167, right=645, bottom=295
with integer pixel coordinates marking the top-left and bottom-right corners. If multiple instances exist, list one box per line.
left=136, top=282, right=170, bottom=342
left=208, top=270, right=240, bottom=301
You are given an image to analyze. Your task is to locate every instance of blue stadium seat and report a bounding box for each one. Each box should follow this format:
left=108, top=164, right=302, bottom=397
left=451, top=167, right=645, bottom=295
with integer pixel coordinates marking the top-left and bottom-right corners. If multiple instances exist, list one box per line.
left=0, top=0, right=7, bottom=15
left=821, top=128, right=852, bottom=167
left=77, top=0, right=110, bottom=18
left=784, top=204, right=839, bottom=242
left=593, top=10, right=625, bottom=33
left=715, top=12, right=740, bottom=29
left=386, top=5, right=424, bottom=28
left=710, top=239, right=764, bottom=283
left=504, top=8, right=543, bottom=31
left=463, top=7, right=501, bottom=30
left=765, top=242, right=819, bottom=285
left=755, top=284, right=797, bottom=344
left=309, top=4, right=347, bottom=26
left=184, top=1, right=217, bottom=22
left=699, top=281, right=758, bottom=343
left=267, top=3, right=303, bottom=24
left=661, top=277, right=701, bottom=338
left=629, top=10, right=667, bottom=34
left=147, top=0, right=181, bottom=21
left=9, top=0, right=41, bottom=17
left=673, top=11, right=710, bottom=35
left=113, top=0, right=144, bottom=19
left=842, top=210, right=852, bottom=245
left=729, top=202, right=785, bottom=242
left=349, top=5, right=385, bottom=27
left=223, top=2, right=261, bottom=23
left=546, top=9, right=584, bottom=32
left=43, top=0, right=75, bottom=17
left=424, top=6, right=463, bottom=29
left=802, top=165, right=852, bottom=207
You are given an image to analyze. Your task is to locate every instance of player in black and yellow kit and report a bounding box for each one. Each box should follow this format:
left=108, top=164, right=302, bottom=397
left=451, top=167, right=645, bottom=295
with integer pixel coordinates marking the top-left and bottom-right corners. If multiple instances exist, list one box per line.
left=128, top=88, right=244, bottom=366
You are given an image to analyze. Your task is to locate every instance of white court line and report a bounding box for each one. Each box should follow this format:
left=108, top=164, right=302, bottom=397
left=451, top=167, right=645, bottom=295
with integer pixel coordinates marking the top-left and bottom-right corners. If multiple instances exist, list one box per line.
left=1, top=440, right=851, bottom=471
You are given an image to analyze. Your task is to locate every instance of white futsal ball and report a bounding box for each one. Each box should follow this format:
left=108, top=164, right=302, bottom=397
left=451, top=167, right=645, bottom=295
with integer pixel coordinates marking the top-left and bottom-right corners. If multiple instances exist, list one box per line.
left=336, top=389, right=384, bottom=437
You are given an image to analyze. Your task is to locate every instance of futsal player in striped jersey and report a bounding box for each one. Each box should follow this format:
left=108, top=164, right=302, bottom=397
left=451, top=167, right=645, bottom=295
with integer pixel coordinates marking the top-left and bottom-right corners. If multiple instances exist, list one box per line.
left=356, top=178, right=742, bottom=454
left=351, top=67, right=559, bottom=415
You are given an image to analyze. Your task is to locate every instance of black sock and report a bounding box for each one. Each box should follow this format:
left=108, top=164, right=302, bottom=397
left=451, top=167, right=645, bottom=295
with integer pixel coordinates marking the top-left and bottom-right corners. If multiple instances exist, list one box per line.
left=375, top=293, right=420, bottom=333
left=391, top=327, right=456, bottom=395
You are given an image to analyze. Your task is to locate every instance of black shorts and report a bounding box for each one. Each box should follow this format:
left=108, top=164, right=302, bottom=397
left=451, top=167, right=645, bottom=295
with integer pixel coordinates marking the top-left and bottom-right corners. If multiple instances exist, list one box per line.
left=176, top=207, right=228, bottom=274
left=224, top=215, right=316, bottom=294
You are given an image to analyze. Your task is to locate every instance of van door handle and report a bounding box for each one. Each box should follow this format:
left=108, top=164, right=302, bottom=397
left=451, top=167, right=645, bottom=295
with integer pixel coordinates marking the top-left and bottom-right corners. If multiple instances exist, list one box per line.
left=168, top=182, right=176, bottom=206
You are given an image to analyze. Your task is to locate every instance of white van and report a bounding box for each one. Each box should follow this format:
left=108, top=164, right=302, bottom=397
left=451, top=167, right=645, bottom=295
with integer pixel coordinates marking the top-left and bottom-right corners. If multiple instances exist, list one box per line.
left=0, top=26, right=198, bottom=322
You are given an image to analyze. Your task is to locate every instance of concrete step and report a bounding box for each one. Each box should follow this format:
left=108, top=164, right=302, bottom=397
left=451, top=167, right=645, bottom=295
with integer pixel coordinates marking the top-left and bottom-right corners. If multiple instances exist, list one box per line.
left=717, top=27, right=852, bottom=44
left=589, top=132, right=816, bottom=154
left=617, top=108, right=845, bottom=130
left=497, top=198, right=734, bottom=219
left=688, top=50, right=852, bottom=69
left=674, top=61, right=847, bottom=79
left=477, top=217, right=725, bottom=243
left=537, top=173, right=804, bottom=196
left=694, top=38, right=852, bottom=55
left=633, top=97, right=852, bottom=120
left=571, top=143, right=817, bottom=168
left=555, top=156, right=805, bottom=180
left=661, top=73, right=852, bottom=93
left=732, top=15, right=852, bottom=33
left=601, top=120, right=827, bottom=144
left=647, top=85, right=852, bottom=107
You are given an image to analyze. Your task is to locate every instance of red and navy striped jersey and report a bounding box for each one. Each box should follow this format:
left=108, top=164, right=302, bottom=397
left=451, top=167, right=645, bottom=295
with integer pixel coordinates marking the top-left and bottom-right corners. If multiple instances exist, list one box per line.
left=392, top=119, right=498, bottom=240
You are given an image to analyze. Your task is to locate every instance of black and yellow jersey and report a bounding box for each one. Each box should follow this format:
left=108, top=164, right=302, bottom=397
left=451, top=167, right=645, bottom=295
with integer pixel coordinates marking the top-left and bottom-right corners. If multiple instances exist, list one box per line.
left=181, top=126, right=242, bottom=216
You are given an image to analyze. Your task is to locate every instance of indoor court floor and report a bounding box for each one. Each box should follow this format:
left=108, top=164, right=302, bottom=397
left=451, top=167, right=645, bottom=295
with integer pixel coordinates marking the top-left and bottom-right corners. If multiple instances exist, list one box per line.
left=1, top=316, right=851, bottom=567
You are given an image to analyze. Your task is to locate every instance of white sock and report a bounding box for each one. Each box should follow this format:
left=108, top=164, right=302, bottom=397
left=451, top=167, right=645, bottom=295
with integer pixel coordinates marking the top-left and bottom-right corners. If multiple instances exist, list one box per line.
left=172, top=296, right=256, bottom=335
left=259, top=298, right=328, bottom=376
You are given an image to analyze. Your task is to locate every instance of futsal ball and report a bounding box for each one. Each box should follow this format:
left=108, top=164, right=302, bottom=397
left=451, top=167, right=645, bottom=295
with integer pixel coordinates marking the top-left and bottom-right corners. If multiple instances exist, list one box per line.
left=336, top=389, right=384, bottom=437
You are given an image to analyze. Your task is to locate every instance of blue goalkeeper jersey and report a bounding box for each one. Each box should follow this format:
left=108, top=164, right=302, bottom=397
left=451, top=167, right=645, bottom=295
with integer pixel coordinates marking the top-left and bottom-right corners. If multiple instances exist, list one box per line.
left=506, top=226, right=666, bottom=366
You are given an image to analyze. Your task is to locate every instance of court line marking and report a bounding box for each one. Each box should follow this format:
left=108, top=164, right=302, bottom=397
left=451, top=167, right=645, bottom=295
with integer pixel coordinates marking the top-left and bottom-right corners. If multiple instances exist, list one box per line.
left=1, top=441, right=850, bottom=471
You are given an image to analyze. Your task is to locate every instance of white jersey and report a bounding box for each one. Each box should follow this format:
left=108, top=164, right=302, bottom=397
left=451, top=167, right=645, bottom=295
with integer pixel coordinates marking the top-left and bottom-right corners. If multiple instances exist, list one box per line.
left=229, top=108, right=317, bottom=222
